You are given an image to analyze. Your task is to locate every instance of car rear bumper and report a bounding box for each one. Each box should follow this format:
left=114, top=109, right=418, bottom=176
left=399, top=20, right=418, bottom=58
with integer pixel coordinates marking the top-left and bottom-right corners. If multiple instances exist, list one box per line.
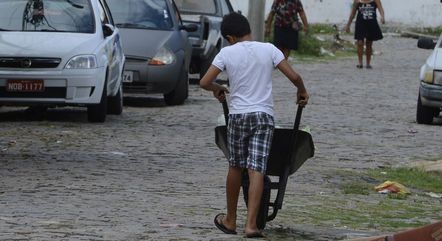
left=123, top=59, right=182, bottom=95
left=0, top=67, right=106, bottom=106
left=420, top=82, right=442, bottom=108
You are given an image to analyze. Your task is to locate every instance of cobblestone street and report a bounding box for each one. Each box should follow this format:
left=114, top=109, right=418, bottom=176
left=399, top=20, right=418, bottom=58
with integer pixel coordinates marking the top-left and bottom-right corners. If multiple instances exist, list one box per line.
left=1, top=35, right=441, bottom=241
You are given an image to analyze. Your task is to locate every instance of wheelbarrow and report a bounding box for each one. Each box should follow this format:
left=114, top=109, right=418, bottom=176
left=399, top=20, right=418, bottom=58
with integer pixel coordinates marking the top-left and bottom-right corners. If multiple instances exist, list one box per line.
left=215, top=101, right=314, bottom=229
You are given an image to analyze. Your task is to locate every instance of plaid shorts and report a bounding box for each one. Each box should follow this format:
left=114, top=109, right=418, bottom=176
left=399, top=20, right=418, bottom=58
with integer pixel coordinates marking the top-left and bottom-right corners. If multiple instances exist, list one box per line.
left=227, top=112, right=274, bottom=174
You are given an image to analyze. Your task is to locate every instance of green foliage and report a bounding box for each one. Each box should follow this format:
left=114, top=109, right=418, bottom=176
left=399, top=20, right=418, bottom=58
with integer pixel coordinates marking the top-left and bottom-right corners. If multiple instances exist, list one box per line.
left=264, top=23, right=357, bottom=60
left=309, top=23, right=337, bottom=34
left=297, top=32, right=322, bottom=56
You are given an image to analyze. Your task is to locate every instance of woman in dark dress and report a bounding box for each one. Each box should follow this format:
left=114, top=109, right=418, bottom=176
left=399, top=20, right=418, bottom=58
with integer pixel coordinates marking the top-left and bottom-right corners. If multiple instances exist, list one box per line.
left=265, top=0, right=309, bottom=59
left=345, top=0, right=385, bottom=69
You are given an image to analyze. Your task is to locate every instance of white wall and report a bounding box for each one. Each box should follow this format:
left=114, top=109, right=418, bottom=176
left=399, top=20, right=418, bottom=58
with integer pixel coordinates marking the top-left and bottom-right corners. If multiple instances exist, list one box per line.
left=230, top=0, right=442, bottom=28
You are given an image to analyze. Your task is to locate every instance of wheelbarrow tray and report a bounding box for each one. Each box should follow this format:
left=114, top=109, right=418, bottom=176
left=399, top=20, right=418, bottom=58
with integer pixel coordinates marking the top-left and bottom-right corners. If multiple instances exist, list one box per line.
left=215, top=125, right=314, bottom=176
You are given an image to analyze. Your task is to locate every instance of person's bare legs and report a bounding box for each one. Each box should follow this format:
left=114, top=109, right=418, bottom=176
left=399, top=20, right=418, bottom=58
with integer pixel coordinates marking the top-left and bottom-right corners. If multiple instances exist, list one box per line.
left=365, top=40, right=373, bottom=68
left=222, top=166, right=242, bottom=231
left=357, top=39, right=364, bottom=67
left=245, top=169, right=264, bottom=235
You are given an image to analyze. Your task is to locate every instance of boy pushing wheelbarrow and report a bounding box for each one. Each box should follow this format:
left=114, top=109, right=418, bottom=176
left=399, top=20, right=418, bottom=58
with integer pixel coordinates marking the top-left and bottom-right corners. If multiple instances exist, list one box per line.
left=200, top=12, right=310, bottom=238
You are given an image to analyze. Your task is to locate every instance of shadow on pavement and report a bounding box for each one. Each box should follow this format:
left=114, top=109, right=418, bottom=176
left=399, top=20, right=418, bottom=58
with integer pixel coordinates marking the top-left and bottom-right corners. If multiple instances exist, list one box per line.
left=0, top=107, right=87, bottom=122
left=123, top=96, right=166, bottom=108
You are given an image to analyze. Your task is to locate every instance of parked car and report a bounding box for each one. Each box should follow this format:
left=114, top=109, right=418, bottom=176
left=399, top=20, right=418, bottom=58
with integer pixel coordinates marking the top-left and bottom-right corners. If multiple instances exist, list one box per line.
left=416, top=35, right=442, bottom=124
left=0, top=0, right=125, bottom=122
left=174, top=0, right=234, bottom=79
left=106, top=0, right=197, bottom=105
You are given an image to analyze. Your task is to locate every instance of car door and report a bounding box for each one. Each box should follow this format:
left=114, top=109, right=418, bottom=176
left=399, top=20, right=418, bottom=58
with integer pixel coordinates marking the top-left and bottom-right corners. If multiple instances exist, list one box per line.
left=97, top=0, right=123, bottom=95
left=171, top=0, right=192, bottom=69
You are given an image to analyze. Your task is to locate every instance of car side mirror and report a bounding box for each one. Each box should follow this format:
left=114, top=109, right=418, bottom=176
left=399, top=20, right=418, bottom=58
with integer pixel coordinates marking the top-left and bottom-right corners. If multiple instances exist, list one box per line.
left=180, top=24, right=198, bottom=32
left=417, top=37, right=436, bottom=49
left=102, top=24, right=115, bottom=37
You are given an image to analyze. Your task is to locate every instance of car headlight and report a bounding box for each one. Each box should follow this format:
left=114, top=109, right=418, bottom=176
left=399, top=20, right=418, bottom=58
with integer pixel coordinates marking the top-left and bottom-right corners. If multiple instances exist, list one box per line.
left=148, top=47, right=175, bottom=65
left=65, top=55, right=97, bottom=69
left=434, top=70, right=442, bottom=85
left=422, top=68, right=434, bottom=84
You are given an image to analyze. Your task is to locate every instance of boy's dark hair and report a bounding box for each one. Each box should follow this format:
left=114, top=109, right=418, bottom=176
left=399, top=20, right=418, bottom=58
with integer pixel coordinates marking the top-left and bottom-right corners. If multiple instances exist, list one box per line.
left=221, top=12, right=251, bottom=39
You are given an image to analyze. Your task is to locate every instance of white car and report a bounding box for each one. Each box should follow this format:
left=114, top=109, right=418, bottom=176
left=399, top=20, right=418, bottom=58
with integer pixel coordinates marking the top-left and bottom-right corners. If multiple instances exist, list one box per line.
left=0, top=0, right=125, bottom=122
left=417, top=35, right=442, bottom=124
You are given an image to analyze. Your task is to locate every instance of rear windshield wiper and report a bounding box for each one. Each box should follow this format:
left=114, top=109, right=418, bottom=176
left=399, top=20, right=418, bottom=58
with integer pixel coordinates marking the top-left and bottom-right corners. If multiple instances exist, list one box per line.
left=0, top=28, right=10, bottom=31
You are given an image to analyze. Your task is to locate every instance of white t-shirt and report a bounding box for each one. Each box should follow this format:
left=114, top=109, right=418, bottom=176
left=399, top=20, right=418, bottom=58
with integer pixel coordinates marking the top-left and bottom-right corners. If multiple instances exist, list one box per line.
left=212, top=41, right=284, bottom=116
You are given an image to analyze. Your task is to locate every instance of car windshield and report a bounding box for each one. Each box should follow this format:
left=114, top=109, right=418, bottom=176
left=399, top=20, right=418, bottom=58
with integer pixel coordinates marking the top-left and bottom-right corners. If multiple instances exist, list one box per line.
left=0, top=0, right=94, bottom=33
left=107, top=0, right=173, bottom=30
left=174, top=0, right=216, bottom=15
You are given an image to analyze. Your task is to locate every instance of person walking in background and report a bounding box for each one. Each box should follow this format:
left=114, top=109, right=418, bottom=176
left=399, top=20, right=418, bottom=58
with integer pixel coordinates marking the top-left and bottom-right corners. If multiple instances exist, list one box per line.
left=345, top=0, right=385, bottom=69
left=200, top=12, right=309, bottom=238
left=265, top=0, right=309, bottom=60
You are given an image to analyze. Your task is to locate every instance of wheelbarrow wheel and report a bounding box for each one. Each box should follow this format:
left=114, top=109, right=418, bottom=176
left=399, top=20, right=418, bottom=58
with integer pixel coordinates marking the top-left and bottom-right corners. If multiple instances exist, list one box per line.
left=242, top=174, right=272, bottom=230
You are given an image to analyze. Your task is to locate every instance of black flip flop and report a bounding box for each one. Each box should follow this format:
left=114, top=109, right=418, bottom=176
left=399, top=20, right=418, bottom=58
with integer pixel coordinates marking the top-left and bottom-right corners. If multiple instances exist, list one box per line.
left=245, top=231, right=265, bottom=238
left=214, top=213, right=237, bottom=235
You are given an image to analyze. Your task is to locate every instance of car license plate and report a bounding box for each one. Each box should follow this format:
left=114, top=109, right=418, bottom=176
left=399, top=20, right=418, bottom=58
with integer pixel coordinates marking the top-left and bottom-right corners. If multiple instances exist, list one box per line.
left=123, top=71, right=133, bottom=83
left=6, top=79, right=44, bottom=92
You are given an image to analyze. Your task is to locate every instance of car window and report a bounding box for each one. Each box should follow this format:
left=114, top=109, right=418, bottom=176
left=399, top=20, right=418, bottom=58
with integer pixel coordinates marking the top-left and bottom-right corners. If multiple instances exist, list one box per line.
left=0, top=0, right=94, bottom=33
left=219, top=0, right=231, bottom=16
left=174, top=0, right=217, bottom=15
left=106, top=0, right=173, bottom=30
left=97, top=0, right=110, bottom=24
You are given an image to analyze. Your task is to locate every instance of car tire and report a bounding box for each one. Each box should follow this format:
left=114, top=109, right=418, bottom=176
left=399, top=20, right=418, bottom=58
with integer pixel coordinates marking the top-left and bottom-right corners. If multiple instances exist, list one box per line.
left=416, top=93, right=436, bottom=124
left=199, top=47, right=219, bottom=80
left=87, top=79, right=108, bottom=123
left=107, top=84, right=123, bottom=115
left=164, top=66, right=188, bottom=106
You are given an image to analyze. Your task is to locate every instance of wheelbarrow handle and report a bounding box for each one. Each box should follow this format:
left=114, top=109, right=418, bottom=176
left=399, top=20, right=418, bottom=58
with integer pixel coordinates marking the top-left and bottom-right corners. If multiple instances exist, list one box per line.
left=222, top=100, right=229, bottom=125
left=293, top=105, right=303, bottom=131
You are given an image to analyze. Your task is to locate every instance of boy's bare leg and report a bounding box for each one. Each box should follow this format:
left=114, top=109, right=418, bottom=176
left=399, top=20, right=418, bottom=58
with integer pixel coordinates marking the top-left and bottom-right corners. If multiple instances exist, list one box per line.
left=245, top=169, right=264, bottom=234
left=223, top=166, right=242, bottom=231
left=357, top=40, right=364, bottom=66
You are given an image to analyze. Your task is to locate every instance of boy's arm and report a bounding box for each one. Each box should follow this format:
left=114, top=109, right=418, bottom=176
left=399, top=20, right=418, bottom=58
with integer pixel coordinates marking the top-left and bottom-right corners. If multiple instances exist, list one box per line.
left=199, top=65, right=228, bottom=102
left=276, top=59, right=309, bottom=107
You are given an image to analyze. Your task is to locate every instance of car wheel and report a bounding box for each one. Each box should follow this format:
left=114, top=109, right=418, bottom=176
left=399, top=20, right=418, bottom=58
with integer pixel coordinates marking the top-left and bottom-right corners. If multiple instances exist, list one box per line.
left=164, top=66, right=188, bottom=106
left=416, top=93, right=436, bottom=124
left=199, top=47, right=219, bottom=80
left=87, top=80, right=108, bottom=123
left=107, top=83, right=123, bottom=115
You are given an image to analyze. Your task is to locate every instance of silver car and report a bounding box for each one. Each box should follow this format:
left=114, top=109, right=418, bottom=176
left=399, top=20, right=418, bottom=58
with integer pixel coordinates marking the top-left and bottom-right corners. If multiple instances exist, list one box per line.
left=0, top=0, right=125, bottom=122
left=107, top=0, right=197, bottom=105
left=417, top=35, right=442, bottom=124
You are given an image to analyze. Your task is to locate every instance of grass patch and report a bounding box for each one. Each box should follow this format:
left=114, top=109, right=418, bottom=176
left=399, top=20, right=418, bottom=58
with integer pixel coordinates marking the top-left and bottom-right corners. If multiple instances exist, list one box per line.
left=368, top=167, right=442, bottom=193
left=276, top=167, right=442, bottom=232
left=409, top=27, right=442, bottom=36
left=281, top=193, right=440, bottom=232
left=342, top=182, right=371, bottom=195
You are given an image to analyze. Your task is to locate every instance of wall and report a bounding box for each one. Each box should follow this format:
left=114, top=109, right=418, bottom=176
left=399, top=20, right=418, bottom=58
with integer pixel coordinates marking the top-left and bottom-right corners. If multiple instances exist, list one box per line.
left=230, top=0, right=442, bottom=28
